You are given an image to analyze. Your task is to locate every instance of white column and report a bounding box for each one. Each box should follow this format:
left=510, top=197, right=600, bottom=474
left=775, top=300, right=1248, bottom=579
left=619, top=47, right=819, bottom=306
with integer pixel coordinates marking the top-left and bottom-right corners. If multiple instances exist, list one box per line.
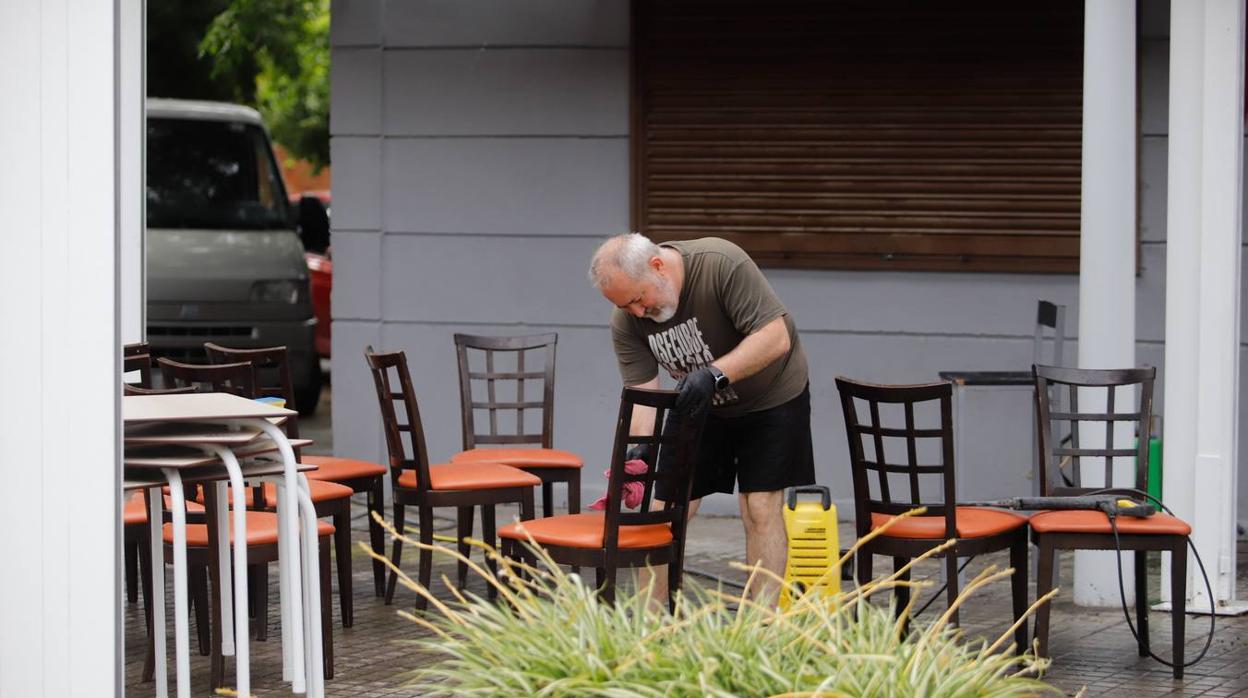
left=0, top=0, right=121, bottom=694
left=1075, top=0, right=1138, bottom=607
left=1163, top=0, right=1244, bottom=612
left=120, top=0, right=145, bottom=343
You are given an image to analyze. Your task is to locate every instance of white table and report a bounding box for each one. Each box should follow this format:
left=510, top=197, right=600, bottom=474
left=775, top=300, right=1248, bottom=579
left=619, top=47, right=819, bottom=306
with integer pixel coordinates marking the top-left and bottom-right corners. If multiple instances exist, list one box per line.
left=124, top=393, right=324, bottom=698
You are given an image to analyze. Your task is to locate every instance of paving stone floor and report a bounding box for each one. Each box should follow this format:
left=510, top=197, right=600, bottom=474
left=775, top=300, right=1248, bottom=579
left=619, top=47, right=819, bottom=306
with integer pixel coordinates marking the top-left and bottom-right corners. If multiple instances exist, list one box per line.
left=122, top=502, right=1248, bottom=697
left=123, top=387, right=1248, bottom=696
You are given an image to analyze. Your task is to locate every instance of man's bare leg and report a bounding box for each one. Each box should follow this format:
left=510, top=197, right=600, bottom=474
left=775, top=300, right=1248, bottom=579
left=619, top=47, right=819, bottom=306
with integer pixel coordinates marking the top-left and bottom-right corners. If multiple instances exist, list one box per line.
left=739, top=490, right=787, bottom=607
left=637, top=498, right=701, bottom=609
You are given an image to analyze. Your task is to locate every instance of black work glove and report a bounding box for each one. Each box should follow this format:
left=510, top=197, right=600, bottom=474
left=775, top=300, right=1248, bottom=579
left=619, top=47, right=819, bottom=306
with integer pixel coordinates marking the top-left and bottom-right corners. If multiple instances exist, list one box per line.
left=675, top=366, right=717, bottom=418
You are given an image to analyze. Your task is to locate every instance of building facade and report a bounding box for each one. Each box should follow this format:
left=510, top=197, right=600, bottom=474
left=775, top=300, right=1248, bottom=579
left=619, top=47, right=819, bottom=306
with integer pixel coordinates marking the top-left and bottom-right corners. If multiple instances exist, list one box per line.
left=327, top=0, right=1247, bottom=531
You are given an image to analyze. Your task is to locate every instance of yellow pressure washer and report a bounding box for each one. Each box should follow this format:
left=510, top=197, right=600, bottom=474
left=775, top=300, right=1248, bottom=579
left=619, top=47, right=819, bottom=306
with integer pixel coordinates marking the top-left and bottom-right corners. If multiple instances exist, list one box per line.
left=780, top=485, right=845, bottom=609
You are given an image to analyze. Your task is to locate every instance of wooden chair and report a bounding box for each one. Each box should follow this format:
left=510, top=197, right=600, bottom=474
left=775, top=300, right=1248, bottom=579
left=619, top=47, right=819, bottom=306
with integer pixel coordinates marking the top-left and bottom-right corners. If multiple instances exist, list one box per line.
left=160, top=504, right=336, bottom=679
left=123, top=342, right=154, bottom=390
left=450, top=333, right=583, bottom=518
left=155, top=359, right=338, bottom=680
left=158, top=357, right=258, bottom=398
left=499, top=387, right=708, bottom=609
left=121, top=355, right=181, bottom=605
left=365, top=346, right=539, bottom=608
left=835, top=377, right=1029, bottom=650
left=204, top=341, right=387, bottom=607
left=120, top=351, right=194, bottom=616
left=1030, top=365, right=1189, bottom=678
left=125, top=467, right=212, bottom=683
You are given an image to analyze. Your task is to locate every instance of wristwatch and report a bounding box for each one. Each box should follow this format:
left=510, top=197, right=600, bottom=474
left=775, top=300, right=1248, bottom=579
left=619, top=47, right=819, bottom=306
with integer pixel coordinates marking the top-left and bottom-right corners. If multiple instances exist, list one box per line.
left=708, top=365, right=730, bottom=391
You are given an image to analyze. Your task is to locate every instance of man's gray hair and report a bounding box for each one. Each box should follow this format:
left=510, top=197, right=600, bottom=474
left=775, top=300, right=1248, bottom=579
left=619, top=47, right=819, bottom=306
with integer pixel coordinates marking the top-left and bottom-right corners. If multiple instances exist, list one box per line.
left=587, top=232, right=662, bottom=289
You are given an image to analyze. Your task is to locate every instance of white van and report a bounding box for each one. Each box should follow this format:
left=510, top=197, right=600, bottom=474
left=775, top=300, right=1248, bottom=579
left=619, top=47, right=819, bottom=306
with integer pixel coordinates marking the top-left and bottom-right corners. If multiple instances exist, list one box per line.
left=145, top=98, right=326, bottom=412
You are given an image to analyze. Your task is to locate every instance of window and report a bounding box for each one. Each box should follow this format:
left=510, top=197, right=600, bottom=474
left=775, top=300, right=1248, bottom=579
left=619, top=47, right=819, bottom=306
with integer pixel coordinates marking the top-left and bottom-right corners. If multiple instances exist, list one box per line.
left=631, top=0, right=1084, bottom=272
left=147, top=118, right=291, bottom=230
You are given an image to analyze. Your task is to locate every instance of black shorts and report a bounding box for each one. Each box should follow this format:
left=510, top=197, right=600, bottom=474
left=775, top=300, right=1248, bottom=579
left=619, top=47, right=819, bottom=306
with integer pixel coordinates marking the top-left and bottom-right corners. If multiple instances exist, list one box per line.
left=685, top=385, right=815, bottom=501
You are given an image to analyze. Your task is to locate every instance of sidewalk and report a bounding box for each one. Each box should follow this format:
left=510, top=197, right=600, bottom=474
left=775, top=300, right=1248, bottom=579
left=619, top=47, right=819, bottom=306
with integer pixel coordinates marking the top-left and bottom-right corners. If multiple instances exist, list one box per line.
left=123, top=503, right=1248, bottom=697
left=123, top=387, right=1248, bottom=696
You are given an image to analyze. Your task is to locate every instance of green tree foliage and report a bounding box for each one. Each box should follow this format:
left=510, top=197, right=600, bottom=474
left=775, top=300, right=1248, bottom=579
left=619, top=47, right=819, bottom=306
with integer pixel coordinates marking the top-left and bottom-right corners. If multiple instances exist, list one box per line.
left=200, top=0, right=330, bottom=170
left=147, top=0, right=330, bottom=171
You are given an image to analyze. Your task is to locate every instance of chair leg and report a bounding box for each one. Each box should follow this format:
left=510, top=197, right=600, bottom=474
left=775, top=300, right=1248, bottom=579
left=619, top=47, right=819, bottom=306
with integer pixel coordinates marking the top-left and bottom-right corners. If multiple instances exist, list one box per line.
left=854, top=550, right=874, bottom=620
left=1009, top=533, right=1029, bottom=653
left=944, top=552, right=960, bottom=627
left=1033, top=537, right=1056, bottom=658
left=416, top=506, right=434, bottom=612
left=125, top=527, right=140, bottom=604
left=541, top=481, right=554, bottom=518
left=520, top=488, right=536, bottom=521
left=566, top=472, right=581, bottom=577
left=1134, top=550, right=1149, bottom=657
left=188, top=565, right=211, bottom=656
left=668, top=550, right=684, bottom=613
left=856, top=550, right=874, bottom=588
left=141, top=552, right=157, bottom=683
left=321, top=537, right=334, bottom=680
left=139, top=523, right=154, bottom=636
left=254, top=563, right=269, bottom=642
left=1170, top=538, right=1187, bottom=680
left=456, top=506, right=473, bottom=590
left=893, top=556, right=911, bottom=621
left=566, top=470, right=581, bottom=515
left=142, top=628, right=155, bottom=683
left=334, top=502, right=354, bottom=628
left=385, top=503, right=406, bottom=605
left=368, top=478, right=386, bottom=597
left=481, top=505, right=498, bottom=601
left=600, top=566, right=617, bottom=605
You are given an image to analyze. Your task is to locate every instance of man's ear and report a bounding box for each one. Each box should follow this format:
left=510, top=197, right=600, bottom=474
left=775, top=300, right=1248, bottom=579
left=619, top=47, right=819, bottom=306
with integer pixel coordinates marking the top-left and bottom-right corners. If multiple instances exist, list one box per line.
left=649, top=254, right=664, bottom=273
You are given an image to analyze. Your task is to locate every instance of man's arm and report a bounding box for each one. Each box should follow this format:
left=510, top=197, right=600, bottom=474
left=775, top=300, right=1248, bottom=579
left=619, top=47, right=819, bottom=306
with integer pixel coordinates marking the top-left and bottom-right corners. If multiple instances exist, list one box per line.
left=711, top=315, right=790, bottom=383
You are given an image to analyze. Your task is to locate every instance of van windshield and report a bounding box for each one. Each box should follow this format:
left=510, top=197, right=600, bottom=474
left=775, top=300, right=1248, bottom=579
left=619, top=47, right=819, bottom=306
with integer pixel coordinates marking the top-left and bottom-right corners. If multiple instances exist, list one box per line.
left=147, top=117, right=290, bottom=230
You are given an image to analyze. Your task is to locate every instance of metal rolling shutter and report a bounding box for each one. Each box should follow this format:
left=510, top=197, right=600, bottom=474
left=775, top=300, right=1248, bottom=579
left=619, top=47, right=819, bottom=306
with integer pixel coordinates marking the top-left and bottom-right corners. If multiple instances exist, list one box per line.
left=631, top=0, right=1085, bottom=273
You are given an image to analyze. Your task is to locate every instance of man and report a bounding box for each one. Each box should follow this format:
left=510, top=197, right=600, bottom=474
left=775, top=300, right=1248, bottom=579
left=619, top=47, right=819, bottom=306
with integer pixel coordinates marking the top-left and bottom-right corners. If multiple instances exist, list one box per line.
left=588, top=232, right=813, bottom=605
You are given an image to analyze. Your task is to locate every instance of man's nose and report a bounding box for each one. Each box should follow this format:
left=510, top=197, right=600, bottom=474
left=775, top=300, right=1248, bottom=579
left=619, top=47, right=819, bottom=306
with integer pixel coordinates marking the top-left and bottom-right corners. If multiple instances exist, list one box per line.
left=629, top=304, right=646, bottom=318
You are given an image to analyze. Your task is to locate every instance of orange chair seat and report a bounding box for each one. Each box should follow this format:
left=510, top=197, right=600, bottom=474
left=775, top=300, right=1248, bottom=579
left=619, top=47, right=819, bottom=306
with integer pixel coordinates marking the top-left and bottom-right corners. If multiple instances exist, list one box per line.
left=162, top=510, right=334, bottom=547
left=870, top=507, right=1028, bottom=540
left=124, top=493, right=205, bottom=525
left=1029, top=509, right=1191, bottom=536
left=498, top=512, right=672, bottom=550
left=303, top=455, right=387, bottom=482
left=193, top=479, right=354, bottom=508
left=397, top=462, right=541, bottom=491
left=451, top=447, right=583, bottom=469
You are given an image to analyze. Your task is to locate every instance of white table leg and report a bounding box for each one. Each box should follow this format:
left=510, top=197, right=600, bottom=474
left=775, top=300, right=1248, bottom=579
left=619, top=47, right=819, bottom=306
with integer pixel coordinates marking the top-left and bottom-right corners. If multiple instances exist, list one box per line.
left=297, top=476, right=325, bottom=698
left=147, top=486, right=168, bottom=698
left=276, top=480, right=295, bottom=685
left=202, top=445, right=252, bottom=698
left=245, top=419, right=309, bottom=694
left=213, top=480, right=235, bottom=658
left=163, top=469, right=191, bottom=698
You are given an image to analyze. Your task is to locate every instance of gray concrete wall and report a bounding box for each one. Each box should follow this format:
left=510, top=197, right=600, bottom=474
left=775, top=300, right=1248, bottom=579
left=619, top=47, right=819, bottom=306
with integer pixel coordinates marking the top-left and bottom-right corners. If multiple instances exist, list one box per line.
left=330, top=0, right=1248, bottom=524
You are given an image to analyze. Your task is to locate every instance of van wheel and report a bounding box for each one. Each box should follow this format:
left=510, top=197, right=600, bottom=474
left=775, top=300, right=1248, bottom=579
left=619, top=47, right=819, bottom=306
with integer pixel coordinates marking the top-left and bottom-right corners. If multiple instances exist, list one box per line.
left=295, top=361, right=323, bottom=416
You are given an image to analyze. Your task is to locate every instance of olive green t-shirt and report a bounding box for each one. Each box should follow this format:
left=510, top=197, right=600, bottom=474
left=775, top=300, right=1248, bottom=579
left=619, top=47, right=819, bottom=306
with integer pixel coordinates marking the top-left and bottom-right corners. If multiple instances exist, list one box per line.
left=610, top=238, right=809, bottom=418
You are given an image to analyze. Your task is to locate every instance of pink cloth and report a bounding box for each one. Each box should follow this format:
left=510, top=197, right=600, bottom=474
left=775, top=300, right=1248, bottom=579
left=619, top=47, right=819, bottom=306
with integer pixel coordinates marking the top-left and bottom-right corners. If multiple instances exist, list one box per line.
left=588, top=459, right=649, bottom=511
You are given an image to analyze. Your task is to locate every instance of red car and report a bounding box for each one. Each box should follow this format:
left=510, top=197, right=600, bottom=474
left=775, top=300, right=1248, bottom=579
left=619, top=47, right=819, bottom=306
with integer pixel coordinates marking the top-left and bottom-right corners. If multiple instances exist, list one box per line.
left=305, top=249, right=331, bottom=358
left=293, top=190, right=332, bottom=359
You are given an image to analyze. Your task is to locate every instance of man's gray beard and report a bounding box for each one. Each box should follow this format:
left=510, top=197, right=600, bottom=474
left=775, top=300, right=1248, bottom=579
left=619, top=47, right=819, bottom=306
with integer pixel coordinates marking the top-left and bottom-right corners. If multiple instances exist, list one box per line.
left=645, top=305, right=676, bottom=323
left=643, top=272, right=677, bottom=323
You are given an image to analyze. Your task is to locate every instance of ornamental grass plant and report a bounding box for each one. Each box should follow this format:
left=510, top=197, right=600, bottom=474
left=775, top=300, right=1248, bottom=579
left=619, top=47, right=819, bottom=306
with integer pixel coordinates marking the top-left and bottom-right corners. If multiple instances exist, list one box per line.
left=366, top=510, right=1063, bottom=697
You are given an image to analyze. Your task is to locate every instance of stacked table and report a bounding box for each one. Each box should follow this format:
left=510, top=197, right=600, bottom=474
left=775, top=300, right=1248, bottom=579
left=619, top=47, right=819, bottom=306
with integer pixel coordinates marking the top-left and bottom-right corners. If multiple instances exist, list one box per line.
left=123, top=393, right=326, bottom=697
